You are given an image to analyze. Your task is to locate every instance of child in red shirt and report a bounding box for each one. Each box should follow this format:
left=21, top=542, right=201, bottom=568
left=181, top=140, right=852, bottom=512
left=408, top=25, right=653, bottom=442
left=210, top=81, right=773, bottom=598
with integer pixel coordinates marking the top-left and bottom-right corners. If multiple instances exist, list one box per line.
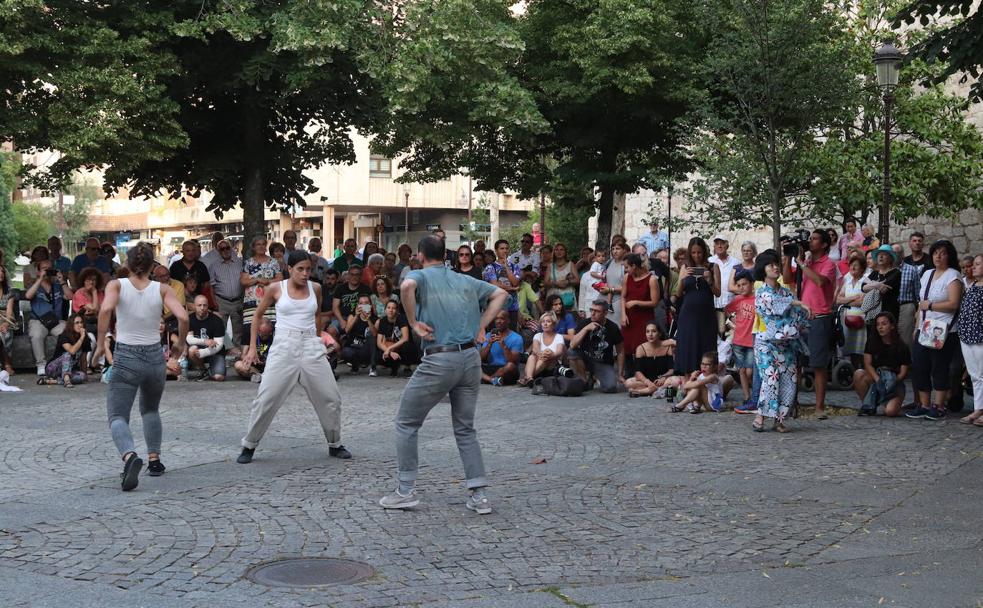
left=725, top=271, right=756, bottom=402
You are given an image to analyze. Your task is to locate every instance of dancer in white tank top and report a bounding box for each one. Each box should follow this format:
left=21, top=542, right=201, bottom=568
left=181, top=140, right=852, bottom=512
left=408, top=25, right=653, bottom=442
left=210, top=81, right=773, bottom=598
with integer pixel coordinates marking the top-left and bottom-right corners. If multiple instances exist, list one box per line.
left=94, top=242, right=188, bottom=491
left=237, top=250, right=350, bottom=463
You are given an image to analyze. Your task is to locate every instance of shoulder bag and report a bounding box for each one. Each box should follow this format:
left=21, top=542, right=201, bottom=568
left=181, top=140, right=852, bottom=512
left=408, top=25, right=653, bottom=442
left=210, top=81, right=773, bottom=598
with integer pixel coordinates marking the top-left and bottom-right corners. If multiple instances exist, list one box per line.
left=916, top=270, right=949, bottom=350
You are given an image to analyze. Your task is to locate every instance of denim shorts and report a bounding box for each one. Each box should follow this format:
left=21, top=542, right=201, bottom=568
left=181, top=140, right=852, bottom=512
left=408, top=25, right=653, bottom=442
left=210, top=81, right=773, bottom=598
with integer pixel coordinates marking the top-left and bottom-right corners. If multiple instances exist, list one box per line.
left=808, top=315, right=834, bottom=368
left=732, top=344, right=754, bottom=369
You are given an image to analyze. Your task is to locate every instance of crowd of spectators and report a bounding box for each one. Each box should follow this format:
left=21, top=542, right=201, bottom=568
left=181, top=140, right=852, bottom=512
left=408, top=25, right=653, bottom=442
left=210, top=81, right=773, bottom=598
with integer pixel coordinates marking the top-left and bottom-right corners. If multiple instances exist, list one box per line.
left=1, top=219, right=981, bottom=433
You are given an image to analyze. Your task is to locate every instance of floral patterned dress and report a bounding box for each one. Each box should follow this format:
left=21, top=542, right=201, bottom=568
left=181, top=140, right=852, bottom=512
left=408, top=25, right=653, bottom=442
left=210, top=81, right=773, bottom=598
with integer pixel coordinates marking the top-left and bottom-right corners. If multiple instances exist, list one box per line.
left=242, top=256, right=282, bottom=327
left=754, top=282, right=809, bottom=420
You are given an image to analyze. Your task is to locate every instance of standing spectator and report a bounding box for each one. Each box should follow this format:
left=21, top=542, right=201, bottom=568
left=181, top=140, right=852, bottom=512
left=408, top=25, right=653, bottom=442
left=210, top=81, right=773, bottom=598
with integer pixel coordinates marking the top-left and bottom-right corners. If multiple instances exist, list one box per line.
left=569, top=299, right=625, bottom=393
left=282, top=229, right=299, bottom=254
left=907, top=240, right=964, bottom=421
left=903, top=231, right=930, bottom=274
left=709, top=235, right=740, bottom=336
left=151, top=264, right=185, bottom=331
left=957, top=254, right=983, bottom=425
left=383, top=252, right=398, bottom=280
left=725, top=271, right=757, bottom=405
left=752, top=252, right=811, bottom=432
left=838, top=218, right=864, bottom=264
left=25, top=258, right=73, bottom=376
left=23, top=245, right=50, bottom=287
left=668, top=246, right=687, bottom=298
left=728, top=241, right=758, bottom=293
left=518, top=312, right=566, bottom=386
left=455, top=245, right=483, bottom=280
left=47, top=236, right=72, bottom=275
left=319, top=269, right=340, bottom=335
left=182, top=274, right=217, bottom=313
left=898, top=233, right=928, bottom=348
left=332, top=265, right=372, bottom=325
left=241, top=236, right=283, bottom=338
left=0, top=265, right=15, bottom=374
left=40, top=313, right=90, bottom=387
left=479, top=311, right=522, bottom=386
left=508, top=233, right=541, bottom=280
left=393, top=244, right=413, bottom=284
left=483, top=239, right=521, bottom=328
left=473, top=240, right=487, bottom=256
left=71, top=268, right=104, bottom=336
left=200, top=232, right=229, bottom=267
left=429, top=230, right=454, bottom=265
left=544, top=243, right=578, bottom=312
left=538, top=244, right=553, bottom=278
left=854, top=312, right=910, bottom=417
left=186, top=295, right=227, bottom=381
left=531, top=222, right=543, bottom=246
left=960, top=255, right=975, bottom=287
left=370, top=276, right=399, bottom=318
left=376, top=299, right=418, bottom=377
left=624, top=322, right=675, bottom=397
left=207, top=239, right=245, bottom=353
left=861, top=225, right=880, bottom=250
left=575, top=246, right=595, bottom=277
left=835, top=256, right=868, bottom=369
left=603, top=242, right=628, bottom=326
left=620, top=253, right=660, bottom=364
left=269, top=241, right=287, bottom=276
left=69, top=238, right=112, bottom=288
left=332, top=238, right=362, bottom=275
left=674, top=237, right=720, bottom=375
left=580, top=248, right=608, bottom=317
left=307, top=237, right=332, bottom=283
left=863, top=245, right=901, bottom=320
left=826, top=228, right=841, bottom=262
left=637, top=219, right=669, bottom=256
left=169, top=240, right=211, bottom=288
left=784, top=229, right=837, bottom=419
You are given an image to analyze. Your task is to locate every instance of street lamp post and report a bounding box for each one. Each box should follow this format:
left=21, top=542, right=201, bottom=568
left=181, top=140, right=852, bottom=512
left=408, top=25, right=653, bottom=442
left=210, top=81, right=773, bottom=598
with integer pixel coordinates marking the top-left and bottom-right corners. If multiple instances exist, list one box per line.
left=873, top=40, right=902, bottom=244
left=403, top=188, right=410, bottom=244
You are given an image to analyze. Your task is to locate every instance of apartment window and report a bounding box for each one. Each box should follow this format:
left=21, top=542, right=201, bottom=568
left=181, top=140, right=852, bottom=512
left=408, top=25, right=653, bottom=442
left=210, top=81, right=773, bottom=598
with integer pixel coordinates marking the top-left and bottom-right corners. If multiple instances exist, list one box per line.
left=369, top=155, right=392, bottom=178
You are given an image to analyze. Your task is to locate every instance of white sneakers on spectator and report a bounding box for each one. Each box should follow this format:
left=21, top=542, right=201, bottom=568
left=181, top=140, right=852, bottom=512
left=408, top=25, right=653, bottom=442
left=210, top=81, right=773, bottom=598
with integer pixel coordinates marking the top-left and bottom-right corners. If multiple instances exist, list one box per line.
left=36, top=364, right=45, bottom=376
left=379, top=489, right=420, bottom=509
left=466, top=490, right=492, bottom=515
left=250, top=373, right=262, bottom=383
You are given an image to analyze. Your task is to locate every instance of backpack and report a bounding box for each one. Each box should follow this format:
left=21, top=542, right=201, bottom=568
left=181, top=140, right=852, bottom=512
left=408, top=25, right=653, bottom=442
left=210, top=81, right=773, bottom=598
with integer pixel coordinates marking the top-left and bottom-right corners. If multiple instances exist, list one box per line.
left=531, top=375, right=588, bottom=397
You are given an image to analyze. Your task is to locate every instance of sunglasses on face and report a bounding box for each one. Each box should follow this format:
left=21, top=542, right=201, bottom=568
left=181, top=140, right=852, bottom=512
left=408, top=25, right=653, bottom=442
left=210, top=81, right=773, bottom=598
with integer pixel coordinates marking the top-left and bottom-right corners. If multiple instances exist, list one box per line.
left=590, top=308, right=605, bottom=314
left=459, top=253, right=470, bottom=257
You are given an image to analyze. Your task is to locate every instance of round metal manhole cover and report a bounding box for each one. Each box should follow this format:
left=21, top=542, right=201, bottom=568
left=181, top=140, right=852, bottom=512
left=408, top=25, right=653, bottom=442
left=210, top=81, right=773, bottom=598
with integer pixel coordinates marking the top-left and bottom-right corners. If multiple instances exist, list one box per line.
left=245, top=557, right=375, bottom=588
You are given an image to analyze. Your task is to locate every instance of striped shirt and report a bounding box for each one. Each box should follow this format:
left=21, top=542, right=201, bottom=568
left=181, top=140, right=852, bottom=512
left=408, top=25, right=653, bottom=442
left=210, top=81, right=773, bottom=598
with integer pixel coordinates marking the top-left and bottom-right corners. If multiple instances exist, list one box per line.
left=208, top=256, right=245, bottom=300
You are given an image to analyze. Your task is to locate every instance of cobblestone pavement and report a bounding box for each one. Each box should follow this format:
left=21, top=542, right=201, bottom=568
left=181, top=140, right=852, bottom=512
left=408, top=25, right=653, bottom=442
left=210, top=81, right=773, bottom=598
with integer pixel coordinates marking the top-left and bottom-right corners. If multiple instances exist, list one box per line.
left=0, top=373, right=981, bottom=607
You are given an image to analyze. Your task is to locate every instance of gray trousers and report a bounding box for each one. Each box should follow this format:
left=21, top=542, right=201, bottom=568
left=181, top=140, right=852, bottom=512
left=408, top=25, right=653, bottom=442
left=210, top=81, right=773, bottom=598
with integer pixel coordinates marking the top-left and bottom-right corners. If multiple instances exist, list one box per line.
left=215, top=294, right=244, bottom=347
left=107, top=343, right=166, bottom=456
left=899, top=302, right=916, bottom=349
left=29, top=318, right=65, bottom=367
left=395, top=348, right=488, bottom=489
left=242, top=329, right=342, bottom=449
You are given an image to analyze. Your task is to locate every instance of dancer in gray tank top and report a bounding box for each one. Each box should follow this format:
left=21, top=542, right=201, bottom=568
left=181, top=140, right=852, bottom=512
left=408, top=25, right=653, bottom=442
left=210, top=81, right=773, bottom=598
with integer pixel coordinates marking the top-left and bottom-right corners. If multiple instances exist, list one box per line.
left=236, top=250, right=350, bottom=463
left=94, top=242, right=188, bottom=491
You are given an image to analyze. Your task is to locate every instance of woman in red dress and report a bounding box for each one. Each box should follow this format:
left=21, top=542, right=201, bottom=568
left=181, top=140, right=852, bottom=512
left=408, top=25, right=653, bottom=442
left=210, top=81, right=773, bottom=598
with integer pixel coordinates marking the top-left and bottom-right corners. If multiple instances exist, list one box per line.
left=621, top=253, right=661, bottom=359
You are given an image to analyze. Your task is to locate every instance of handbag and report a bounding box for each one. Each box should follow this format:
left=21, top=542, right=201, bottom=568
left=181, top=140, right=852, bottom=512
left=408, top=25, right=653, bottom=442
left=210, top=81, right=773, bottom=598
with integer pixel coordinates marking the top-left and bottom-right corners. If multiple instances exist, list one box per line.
left=860, top=287, right=881, bottom=322
left=38, top=311, right=59, bottom=330
left=916, top=269, right=950, bottom=350
left=531, top=375, right=587, bottom=397
left=843, top=306, right=865, bottom=329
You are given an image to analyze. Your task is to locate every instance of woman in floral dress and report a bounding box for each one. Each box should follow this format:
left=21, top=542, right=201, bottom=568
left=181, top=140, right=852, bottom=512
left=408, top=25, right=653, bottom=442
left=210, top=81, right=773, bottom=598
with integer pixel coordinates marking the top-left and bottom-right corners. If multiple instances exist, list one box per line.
left=753, top=252, right=812, bottom=433
left=240, top=236, right=283, bottom=337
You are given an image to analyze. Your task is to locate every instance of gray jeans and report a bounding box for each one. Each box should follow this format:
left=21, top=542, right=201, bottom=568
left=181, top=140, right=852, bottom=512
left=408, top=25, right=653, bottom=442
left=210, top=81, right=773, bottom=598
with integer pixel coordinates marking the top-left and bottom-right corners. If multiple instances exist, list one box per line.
left=107, top=343, right=166, bottom=456
left=29, top=318, right=65, bottom=367
left=395, top=348, right=488, bottom=489
left=215, top=294, right=244, bottom=347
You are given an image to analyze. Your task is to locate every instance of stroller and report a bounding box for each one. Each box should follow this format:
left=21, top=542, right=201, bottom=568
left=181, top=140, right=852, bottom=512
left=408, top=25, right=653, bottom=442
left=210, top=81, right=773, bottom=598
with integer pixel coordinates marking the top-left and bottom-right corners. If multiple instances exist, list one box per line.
left=797, top=305, right=856, bottom=393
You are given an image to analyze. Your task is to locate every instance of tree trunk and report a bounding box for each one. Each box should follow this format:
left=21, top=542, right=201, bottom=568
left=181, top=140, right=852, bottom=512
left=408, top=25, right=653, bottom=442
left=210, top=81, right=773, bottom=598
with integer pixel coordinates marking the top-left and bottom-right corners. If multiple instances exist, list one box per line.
left=771, top=188, right=782, bottom=251
left=243, top=165, right=266, bottom=246
left=611, top=192, right=626, bottom=241
left=595, top=186, right=614, bottom=250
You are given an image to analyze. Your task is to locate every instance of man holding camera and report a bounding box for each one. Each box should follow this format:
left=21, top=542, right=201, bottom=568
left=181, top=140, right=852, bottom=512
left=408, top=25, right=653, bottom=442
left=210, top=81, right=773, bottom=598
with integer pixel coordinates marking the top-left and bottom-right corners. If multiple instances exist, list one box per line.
left=784, top=230, right=834, bottom=418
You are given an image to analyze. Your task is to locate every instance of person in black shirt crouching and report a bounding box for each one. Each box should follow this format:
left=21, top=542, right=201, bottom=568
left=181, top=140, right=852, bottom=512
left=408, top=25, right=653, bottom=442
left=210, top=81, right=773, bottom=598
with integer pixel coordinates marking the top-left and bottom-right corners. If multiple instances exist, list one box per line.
left=376, top=300, right=419, bottom=377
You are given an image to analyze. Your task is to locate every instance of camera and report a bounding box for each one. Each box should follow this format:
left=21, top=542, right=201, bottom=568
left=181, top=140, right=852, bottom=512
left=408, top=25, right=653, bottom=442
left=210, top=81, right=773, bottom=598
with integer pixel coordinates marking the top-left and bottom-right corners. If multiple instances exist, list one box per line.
left=780, top=228, right=811, bottom=258
left=45, top=268, right=58, bottom=277
left=691, top=266, right=705, bottom=277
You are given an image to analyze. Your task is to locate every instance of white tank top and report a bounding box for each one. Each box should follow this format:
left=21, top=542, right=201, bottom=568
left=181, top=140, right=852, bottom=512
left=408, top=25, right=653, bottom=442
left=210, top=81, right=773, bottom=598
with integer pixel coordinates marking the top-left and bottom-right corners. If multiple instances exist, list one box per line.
left=116, top=278, right=164, bottom=345
left=275, top=280, right=317, bottom=332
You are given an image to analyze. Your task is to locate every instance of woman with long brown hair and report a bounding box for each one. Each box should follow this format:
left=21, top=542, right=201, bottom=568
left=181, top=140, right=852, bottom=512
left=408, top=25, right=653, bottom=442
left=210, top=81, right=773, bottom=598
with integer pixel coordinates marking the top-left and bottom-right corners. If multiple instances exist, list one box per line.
left=673, top=237, right=720, bottom=375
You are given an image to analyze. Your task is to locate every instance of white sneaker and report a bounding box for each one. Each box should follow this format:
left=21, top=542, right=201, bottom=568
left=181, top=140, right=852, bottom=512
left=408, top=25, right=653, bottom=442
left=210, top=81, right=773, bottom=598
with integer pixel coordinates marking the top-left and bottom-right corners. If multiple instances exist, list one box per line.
left=368, top=367, right=377, bottom=377
left=36, top=364, right=45, bottom=376
left=466, top=492, right=492, bottom=515
left=250, top=373, right=262, bottom=383
left=379, top=489, right=420, bottom=509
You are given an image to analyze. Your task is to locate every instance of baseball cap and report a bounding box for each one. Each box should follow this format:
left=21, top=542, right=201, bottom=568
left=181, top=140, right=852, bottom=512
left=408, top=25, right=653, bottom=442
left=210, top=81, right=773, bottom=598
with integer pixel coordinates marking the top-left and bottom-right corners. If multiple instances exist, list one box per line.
left=712, top=234, right=728, bottom=243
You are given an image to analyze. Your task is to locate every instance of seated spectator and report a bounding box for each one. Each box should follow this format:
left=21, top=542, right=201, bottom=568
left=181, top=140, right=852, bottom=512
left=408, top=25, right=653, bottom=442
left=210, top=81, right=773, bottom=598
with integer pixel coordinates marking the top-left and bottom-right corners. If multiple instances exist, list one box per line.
left=370, top=275, right=400, bottom=318
left=518, top=311, right=565, bottom=386
left=39, top=313, right=90, bottom=387
left=182, top=273, right=217, bottom=312
left=479, top=311, right=522, bottom=386
left=340, top=294, right=377, bottom=374
left=234, top=318, right=274, bottom=382
left=625, top=322, right=675, bottom=397
left=544, top=294, right=578, bottom=344
left=333, top=265, right=372, bottom=325
left=0, top=264, right=15, bottom=374
left=100, top=331, right=116, bottom=382
left=99, top=242, right=121, bottom=277
left=23, top=245, right=50, bottom=287
left=669, top=350, right=733, bottom=414
left=71, top=267, right=104, bottom=335
left=363, top=253, right=385, bottom=287
left=854, top=312, right=910, bottom=417
left=25, top=258, right=73, bottom=376
left=376, top=300, right=418, bottom=377
left=187, top=295, right=227, bottom=381
left=568, top=298, right=624, bottom=393
left=70, top=237, right=112, bottom=288
left=160, top=319, right=181, bottom=380
left=320, top=268, right=341, bottom=337
left=724, top=271, right=756, bottom=404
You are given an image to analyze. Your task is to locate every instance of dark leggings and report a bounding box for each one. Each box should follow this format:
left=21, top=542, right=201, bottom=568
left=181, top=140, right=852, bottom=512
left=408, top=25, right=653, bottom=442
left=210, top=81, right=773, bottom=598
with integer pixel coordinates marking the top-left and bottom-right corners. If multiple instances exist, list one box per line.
left=911, top=332, right=959, bottom=393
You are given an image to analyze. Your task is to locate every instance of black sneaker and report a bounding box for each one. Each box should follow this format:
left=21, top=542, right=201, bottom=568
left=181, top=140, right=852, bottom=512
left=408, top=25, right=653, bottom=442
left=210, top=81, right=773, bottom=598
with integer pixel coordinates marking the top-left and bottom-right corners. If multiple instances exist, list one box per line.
left=120, top=455, right=143, bottom=491
left=858, top=407, right=875, bottom=416
left=237, top=447, right=255, bottom=464
left=390, top=366, right=399, bottom=377
left=329, top=445, right=352, bottom=459
left=924, top=407, right=946, bottom=421
left=147, top=459, right=166, bottom=476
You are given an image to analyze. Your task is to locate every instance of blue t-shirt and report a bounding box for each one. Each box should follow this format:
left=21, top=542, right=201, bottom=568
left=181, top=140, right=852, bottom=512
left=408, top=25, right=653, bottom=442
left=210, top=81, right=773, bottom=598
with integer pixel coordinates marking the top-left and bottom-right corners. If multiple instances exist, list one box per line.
left=70, top=253, right=111, bottom=276
left=52, top=255, right=72, bottom=274
left=556, top=312, right=577, bottom=336
left=405, top=265, right=497, bottom=347
left=481, top=331, right=523, bottom=367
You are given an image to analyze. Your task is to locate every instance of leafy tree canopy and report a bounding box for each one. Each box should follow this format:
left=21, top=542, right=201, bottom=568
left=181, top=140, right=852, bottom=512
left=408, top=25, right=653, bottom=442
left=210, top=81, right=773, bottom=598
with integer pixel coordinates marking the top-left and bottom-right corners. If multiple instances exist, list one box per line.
left=895, top=0, right=983, bottom=101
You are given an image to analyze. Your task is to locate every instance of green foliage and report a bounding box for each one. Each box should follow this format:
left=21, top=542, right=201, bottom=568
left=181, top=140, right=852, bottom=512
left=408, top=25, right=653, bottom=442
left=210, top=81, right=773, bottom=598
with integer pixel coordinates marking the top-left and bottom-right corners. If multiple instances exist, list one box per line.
left=0, top=153, right=17, bottom=271
left=11, top=201, right=48, bottom=253
left=62, top=178, right=95, bottom=246
left=895, top=0, right=983, bottom=101
left=684, top=0, right=858, bottom=247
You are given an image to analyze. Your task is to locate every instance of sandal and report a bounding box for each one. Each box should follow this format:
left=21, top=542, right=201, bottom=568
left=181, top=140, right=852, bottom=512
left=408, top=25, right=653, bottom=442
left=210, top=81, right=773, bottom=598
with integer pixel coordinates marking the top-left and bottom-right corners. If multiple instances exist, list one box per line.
left=973, top=418, right=983, bottom=428
left=36, top=377, right=47, bottom=386
left=517, top=377, right=530, bottom=387
left=752, top=417, right=766, bottom=432
left=63, top=374, right=74, bottom=389
left=773, top=421, right=789, bottom=433
left=960, top=412, right=981, bottom=424
left=668, top=404, right=685, bottom=413
left=816, top=412, right=829, bottom=420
